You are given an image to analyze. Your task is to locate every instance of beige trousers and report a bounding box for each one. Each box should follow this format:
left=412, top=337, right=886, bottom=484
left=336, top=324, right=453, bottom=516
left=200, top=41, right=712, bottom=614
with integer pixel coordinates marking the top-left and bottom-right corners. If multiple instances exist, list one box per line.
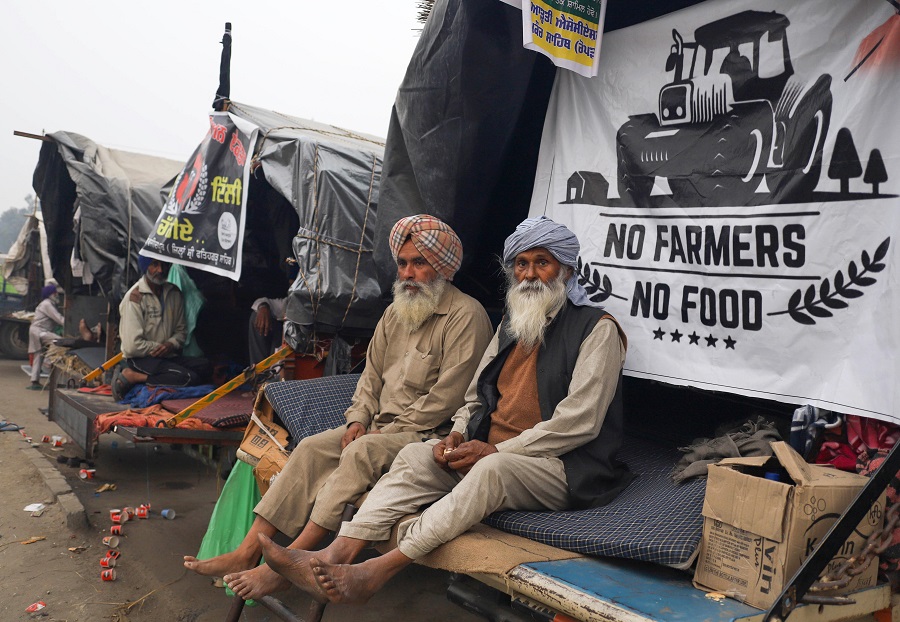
left=254, top=426, right=429, bottom=535
left=339, top=441, right=571, bottom=560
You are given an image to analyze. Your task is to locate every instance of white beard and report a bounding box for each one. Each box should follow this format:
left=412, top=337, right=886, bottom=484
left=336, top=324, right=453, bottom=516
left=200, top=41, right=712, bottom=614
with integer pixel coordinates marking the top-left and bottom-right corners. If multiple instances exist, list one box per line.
left=392, top=277, right=446, bottom=332
left=505, top=270, right=568, bottom=350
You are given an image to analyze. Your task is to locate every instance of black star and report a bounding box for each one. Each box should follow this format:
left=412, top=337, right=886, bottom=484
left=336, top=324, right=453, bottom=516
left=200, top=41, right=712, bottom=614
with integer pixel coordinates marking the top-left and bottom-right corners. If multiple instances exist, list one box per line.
left=670, top=329, right=683, bottom=343
left=724, top=335, right=736, bottom=350
left=688, top=331, right=700, bottom=345
left=653, top=327, right=665, bottom=340
left=705, top=334, right=718, bottom=348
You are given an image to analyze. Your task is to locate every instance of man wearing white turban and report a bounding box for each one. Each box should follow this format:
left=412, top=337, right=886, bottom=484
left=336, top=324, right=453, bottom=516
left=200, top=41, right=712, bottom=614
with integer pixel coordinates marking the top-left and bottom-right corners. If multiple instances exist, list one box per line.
left=257, top=216, right=633, bottom=605
left=186, top=214, right=492, bottom=600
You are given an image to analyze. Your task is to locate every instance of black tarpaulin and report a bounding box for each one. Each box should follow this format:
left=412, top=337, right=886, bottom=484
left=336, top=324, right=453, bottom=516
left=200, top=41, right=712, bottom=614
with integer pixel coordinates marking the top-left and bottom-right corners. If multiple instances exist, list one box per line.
left=376, top=0, right=709, bottom=312
left=32, top=132, right=183, bottom=301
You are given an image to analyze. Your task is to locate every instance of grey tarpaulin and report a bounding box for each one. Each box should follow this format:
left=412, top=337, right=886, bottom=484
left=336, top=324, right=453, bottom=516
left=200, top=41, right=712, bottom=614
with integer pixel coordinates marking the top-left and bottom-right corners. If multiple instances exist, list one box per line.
left=226, top=102, right=387, bottom=347
left=32, top=132, right=183, bottom=301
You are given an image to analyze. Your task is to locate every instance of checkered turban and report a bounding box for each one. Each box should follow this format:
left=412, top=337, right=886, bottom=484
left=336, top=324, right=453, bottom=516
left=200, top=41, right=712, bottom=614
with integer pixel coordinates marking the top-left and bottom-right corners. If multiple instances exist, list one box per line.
left=389, top=215, right=463, bottom=281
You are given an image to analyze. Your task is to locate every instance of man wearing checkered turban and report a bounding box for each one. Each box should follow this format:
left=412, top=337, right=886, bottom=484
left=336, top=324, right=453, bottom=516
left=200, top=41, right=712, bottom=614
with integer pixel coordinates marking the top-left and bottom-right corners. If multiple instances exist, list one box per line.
left=388, top=214, right=463, bottom=281
left=190, top=215, right=493, bottom=601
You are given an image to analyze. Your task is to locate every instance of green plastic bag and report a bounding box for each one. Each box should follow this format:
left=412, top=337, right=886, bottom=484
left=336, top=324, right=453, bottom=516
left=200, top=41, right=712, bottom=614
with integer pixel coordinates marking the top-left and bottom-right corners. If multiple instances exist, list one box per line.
left=167, top=264, right=205, bottom=357
left=195, top=461, right=262, bottom=604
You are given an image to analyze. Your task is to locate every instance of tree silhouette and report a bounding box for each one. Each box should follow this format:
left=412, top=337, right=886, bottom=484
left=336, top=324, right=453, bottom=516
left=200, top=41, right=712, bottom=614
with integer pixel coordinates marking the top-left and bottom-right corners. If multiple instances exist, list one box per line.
left=864, top=149, right=887, bottom=196
left=828, top=128, right=863, bottom=195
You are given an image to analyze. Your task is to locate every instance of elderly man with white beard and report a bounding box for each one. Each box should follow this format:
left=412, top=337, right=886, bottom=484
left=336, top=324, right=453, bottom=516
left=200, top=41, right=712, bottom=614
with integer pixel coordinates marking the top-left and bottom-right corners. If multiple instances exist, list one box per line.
left=185, top=215, right=491, bottom=599
left=252, top=216, right=634, bottom=605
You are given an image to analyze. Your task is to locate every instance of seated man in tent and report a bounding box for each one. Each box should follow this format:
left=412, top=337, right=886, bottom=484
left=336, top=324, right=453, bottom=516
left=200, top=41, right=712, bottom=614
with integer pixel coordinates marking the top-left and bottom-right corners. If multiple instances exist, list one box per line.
left=112, top=255, right=210, bottom=401
left=247, top=216, right=632, bottom=605
left=247, top=263, right=298, bottom=366
left=27, top=284, right=65, bottom=390
left=185, top=215, right=493, bottom=600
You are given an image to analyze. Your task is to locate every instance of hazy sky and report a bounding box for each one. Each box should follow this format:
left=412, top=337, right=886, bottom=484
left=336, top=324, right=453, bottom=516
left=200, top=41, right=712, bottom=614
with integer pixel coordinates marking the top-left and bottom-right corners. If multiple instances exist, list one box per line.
left=0, top=1, right=422, bottom=212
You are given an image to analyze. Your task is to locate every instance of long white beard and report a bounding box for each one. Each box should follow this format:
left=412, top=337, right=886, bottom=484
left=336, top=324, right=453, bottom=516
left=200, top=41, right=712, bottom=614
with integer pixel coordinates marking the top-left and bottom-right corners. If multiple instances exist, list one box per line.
left=392, top=277, right=446, bottom=332
left=505, top=271, right=568, bottom=350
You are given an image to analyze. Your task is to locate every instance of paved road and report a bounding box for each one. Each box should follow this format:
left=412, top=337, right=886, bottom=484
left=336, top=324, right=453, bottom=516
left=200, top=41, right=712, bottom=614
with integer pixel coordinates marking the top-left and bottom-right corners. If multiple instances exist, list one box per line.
left=0, top=357, right=484, bottom=621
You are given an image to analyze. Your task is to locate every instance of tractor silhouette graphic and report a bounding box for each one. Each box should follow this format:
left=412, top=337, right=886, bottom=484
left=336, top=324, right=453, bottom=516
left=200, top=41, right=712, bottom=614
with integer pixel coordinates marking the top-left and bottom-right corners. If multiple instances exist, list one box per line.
left=616, top=10, right=832, bottom=207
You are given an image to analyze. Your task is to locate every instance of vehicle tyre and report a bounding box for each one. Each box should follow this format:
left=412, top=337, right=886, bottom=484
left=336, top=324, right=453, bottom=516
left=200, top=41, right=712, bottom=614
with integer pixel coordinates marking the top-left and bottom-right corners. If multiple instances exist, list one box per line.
left=770, top=74, right=832, bottom=204
left=669, top=116, right=764, bottom=207
left=0, top=321, right=29, bottom=360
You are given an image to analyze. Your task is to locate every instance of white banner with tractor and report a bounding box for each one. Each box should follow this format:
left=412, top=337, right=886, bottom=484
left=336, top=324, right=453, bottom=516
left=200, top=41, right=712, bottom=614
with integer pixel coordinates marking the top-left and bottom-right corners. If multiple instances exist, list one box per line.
left=530, top=0, right=900, bottom=421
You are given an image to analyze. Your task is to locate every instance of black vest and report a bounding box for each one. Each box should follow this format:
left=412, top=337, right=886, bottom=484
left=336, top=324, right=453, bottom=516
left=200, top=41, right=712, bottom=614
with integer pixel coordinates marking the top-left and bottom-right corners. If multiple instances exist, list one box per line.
left=467, top=302, right=635, bottom=509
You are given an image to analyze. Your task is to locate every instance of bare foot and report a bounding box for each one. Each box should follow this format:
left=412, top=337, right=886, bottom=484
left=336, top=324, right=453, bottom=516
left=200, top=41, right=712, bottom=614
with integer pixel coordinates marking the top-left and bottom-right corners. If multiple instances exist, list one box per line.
left=183, top=550, right=257, bottom=577
left=224, top=564, right=291, bottom=600
left=78, top=319, right=93, bottom=341
left=311, top=558, right=386, bottom=604
left=258, top=534, right=328, bottom=602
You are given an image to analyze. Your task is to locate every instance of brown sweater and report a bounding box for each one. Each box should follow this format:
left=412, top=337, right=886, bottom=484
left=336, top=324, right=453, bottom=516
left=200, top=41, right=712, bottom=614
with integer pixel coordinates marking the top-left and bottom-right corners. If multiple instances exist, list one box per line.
left=487, top=343, right=542, bottom=445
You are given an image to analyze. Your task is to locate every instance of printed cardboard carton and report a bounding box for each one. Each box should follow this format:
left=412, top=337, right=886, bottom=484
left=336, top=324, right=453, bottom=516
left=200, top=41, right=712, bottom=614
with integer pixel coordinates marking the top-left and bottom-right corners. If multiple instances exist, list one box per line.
left=693, top=441, right=884, bottom=609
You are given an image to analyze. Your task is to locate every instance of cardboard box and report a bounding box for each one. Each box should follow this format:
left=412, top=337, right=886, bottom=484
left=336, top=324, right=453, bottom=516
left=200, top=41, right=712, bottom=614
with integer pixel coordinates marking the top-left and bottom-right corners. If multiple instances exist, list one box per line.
left=236, top=387, right=290, bottom=469
left=693, top=441, right=884, bottom=609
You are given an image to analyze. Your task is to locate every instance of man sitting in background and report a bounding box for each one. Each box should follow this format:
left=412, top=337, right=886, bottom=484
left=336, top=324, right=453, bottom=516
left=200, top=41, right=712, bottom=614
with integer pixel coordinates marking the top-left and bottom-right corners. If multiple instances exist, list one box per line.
left=112, top=255, right=210, bottom=400
left=26, top=284, right=64, bottom=390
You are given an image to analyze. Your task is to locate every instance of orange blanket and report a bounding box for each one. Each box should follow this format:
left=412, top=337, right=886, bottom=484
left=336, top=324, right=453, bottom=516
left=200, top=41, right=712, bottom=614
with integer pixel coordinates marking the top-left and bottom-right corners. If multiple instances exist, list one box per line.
left=95, top=405, right=218, bottom=435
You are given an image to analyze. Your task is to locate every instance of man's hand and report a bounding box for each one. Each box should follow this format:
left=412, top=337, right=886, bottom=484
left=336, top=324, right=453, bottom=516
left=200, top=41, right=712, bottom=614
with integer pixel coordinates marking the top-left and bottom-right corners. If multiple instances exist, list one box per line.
left=129, top=290, right=143, bottom=304
left=444, top=439, right=497, bottom=475
left=149, top=342, right=175, bottom=357
left=341, top=422, right=367, bottom=449
left=433, top=431, right=465, bottom=469
left=254, top=304, right=272, bottom=336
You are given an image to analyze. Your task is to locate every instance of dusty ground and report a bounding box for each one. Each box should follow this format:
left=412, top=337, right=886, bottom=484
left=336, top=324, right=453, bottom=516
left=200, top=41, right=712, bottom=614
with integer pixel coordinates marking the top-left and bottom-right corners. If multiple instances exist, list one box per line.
left=0, top=358, right=484, bottom=621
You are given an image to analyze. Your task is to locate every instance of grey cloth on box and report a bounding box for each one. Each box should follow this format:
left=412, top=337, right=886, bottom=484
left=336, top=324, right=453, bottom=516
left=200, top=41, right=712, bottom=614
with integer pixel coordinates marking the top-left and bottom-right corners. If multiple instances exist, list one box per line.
left=671, top=416, right=782, bottom=483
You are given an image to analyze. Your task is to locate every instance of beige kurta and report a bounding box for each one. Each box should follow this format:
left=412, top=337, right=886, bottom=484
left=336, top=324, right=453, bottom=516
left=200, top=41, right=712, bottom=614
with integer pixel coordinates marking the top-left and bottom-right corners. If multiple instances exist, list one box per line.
left=255, top=282, right=492, bottom=534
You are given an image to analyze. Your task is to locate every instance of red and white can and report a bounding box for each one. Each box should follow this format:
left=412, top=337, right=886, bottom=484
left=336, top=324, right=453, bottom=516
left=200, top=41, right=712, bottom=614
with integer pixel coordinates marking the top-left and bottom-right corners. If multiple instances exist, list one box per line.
left=136, top=505, right=148, bottom=519
left=110, top=525, right=123, bottom=536
left=41, top=435, right=50, bottom=443
left=101, top=569, right=116, bottom=581
left=100, top=555, right=117, bottom=568
left=123, top=506, right=135, bottom=520
left=106, top=549, right=121, bottom=560
left=79, top=468, right=96, bottom=480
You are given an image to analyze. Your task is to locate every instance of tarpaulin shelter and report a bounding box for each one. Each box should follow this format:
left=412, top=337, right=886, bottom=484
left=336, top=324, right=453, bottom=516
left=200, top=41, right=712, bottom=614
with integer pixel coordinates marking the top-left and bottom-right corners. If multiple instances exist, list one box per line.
left=144, top=101, right=386, bottom=355
left=32, top=132, right=184, bottom=301
left=141, top=101, right=385, bottom=360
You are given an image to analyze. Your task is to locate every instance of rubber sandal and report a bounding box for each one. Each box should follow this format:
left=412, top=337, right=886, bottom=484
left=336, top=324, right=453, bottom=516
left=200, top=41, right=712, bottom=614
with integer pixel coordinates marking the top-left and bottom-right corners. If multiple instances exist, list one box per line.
left=0, top=422, right=22, bottom=432
left=25, top=383, right=43, bottom=391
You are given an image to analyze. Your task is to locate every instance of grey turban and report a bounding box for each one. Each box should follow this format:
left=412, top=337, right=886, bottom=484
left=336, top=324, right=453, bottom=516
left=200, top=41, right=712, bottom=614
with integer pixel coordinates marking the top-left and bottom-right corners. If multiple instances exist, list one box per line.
left=502, top=216, right=595, bottom=307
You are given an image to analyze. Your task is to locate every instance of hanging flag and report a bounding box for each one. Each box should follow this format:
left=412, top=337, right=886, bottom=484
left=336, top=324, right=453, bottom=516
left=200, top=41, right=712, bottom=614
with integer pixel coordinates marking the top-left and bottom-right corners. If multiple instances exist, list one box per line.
left=522, top=0, right=606, bottom=77
left=142, top=112, right=257, bottom=281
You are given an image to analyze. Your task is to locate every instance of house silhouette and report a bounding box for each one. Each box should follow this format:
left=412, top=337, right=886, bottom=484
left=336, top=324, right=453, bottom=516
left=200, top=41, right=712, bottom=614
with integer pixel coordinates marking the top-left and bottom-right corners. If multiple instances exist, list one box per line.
left=565, top=171, right=609, bottom=204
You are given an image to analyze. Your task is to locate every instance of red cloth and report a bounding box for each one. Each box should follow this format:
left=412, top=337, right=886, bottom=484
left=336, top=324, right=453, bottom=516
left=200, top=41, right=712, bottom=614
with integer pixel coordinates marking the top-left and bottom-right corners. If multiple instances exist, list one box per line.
left=95, top=405, right=218, bottom=435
